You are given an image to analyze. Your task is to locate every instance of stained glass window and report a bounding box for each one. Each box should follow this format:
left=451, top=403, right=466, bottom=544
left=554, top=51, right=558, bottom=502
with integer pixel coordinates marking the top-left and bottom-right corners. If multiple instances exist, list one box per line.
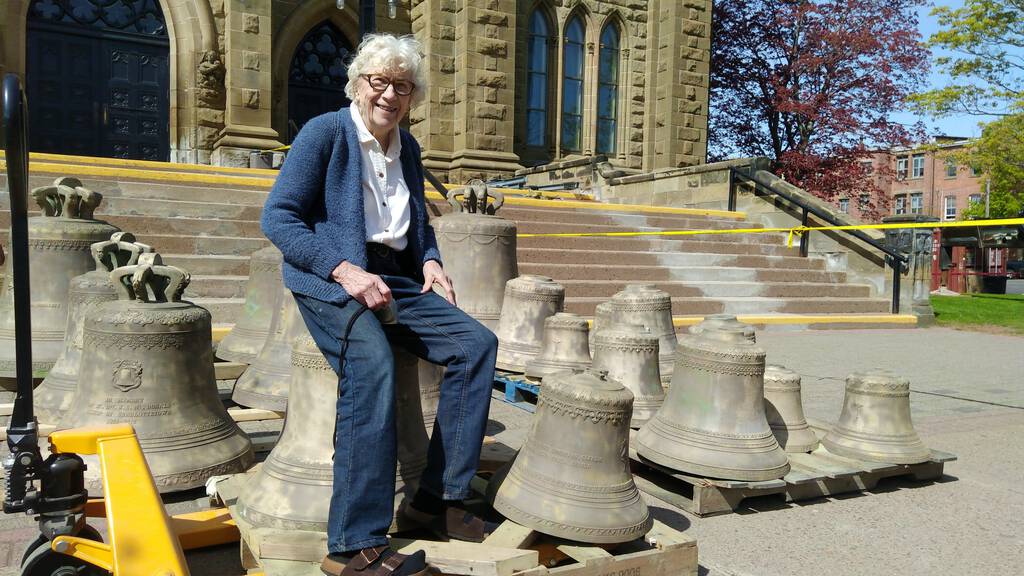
left=28, top=0, right=167, bottom=36
left=561, top=16, right=584, bottom=152
left=289, top=22, right=352, bottom=88
left=526, top=10, right=551, bottom=148
left=596, top=22, right=620, bottom=155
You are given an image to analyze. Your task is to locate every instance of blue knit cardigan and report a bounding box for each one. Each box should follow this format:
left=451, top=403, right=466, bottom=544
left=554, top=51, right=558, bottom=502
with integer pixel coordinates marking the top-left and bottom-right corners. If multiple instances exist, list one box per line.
left=260, top=108, right=442, bottom=304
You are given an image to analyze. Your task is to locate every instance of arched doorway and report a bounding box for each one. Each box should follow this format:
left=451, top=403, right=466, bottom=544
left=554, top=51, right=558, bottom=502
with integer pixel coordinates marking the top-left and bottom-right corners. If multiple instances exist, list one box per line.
left=26, top=0, right=170, bottom=161
left=287, top=21, right=352, bottom=142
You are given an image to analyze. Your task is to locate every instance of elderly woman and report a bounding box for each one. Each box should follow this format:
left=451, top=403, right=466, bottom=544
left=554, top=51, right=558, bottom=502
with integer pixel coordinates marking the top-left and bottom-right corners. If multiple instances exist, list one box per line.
left=261, top=34, right=498, bottom=576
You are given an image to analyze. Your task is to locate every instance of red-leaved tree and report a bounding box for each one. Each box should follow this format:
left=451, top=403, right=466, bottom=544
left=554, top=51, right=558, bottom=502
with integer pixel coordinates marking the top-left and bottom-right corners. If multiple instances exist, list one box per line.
left=710, top=0, right=931, bottom=219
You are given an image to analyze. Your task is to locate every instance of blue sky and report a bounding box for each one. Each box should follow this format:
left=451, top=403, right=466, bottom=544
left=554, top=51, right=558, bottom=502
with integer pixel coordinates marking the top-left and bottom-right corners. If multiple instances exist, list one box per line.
left=892, top=1, right=998, bottom=139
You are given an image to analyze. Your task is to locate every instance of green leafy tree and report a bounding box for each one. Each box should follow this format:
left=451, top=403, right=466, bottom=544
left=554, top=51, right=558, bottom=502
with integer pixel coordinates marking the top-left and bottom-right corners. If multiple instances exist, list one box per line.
left=909, top=0, right=1023, bottom=116
left=957, top=114, right=1024, bottom=218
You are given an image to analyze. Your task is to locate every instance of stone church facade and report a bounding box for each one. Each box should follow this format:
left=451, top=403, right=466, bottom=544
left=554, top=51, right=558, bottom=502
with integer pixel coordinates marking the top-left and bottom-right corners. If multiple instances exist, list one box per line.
left=0, top=0, right=710, bottom=182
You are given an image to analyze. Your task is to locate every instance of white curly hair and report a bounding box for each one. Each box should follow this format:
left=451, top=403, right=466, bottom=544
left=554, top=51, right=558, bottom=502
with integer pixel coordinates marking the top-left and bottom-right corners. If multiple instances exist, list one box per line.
left=345, top=33, right=427, bottom=107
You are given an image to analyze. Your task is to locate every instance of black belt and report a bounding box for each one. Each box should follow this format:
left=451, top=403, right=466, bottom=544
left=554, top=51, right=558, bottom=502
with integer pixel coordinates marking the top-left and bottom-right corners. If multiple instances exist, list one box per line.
left=367, top=242, right=398, bottom=258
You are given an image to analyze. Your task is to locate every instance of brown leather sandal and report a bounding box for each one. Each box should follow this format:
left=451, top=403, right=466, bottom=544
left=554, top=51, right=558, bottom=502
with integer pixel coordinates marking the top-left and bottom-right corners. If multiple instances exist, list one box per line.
left=320, top=545, right=430, bottom=576
left=403, top=503, right=500, bottom=544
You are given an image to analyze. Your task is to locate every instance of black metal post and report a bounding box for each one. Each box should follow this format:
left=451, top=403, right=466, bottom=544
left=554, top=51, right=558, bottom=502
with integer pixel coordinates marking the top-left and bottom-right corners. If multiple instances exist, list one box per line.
left=799, top=208, right=809, bottom=257
left=891, top=258, right=901, bottom=314
left=726, top=168, right=736, bottom=212
left=360, top=0, right=376, bottom=36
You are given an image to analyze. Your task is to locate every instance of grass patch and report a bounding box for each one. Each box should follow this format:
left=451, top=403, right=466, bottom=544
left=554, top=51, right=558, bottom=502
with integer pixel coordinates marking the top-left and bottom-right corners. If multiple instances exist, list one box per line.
left=930, top=293, right=1024, bottom=335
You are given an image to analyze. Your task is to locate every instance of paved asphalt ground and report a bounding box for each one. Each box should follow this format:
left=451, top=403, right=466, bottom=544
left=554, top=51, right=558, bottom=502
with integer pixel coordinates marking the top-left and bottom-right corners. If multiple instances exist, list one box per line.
left=0, top=326, right=1021, bottom=575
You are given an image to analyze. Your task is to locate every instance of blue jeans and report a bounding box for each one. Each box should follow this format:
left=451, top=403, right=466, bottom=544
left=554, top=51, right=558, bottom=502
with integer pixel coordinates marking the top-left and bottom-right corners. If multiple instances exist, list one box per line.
left=292, top=250, right=497, bottom=553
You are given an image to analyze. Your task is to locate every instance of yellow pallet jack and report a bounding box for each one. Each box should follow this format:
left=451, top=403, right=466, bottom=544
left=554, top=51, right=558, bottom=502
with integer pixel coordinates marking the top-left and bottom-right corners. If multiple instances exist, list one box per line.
left=3, top=74, right=246, bottom=576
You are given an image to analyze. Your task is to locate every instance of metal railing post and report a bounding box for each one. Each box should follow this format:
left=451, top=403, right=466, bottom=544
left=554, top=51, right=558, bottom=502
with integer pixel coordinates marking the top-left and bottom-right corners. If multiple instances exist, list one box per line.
left=891, top=258, right=901, bottom=314
left=727, top=168, right=736, bottom=212
left=799, top=208, right=809, bottom=257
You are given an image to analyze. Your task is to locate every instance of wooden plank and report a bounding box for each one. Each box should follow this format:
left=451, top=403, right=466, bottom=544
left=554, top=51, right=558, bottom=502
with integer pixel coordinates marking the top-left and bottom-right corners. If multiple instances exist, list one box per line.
left=788, top=452, right=859, bottom=479
left=228, top=408, right=285, bottom=423
left=392, top=538, right=540, bottom=576
left=930, top=449, right=958, bottom=463
left=483, top=520, right=536, bottom=550
left=215, top=361, right=248, bottom=381
left=644, top=519, right=696, bottom=551
left=0, top=402, right=11, bottom=417
left=546, top=543, right=698, bottom=576
left=555, top=544, right=613, bottom=566
left=813, top=449, right=895, bottom=474
left=256, top=529, right=326, bottom=563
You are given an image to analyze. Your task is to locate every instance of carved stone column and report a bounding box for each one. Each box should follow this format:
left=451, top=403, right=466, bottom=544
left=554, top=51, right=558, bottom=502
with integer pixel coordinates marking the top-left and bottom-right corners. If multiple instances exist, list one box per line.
left=212, top=0, right=283, bottom=166
left=883, top=214, right=938, bottom=324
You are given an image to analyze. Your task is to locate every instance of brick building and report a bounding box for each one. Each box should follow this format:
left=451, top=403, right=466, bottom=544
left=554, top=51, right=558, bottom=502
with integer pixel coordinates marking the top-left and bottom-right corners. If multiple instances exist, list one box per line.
left=0, top=0, right=712, bottom=183
left=838, top=139, right=985, bottom=223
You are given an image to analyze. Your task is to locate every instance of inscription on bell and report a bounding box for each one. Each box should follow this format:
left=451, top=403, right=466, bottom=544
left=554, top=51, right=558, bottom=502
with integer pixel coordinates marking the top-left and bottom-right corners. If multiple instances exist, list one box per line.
left=111, top=359, right=143, bottom=392
left=87, top=397, right=172, bottom=419
left=532, top=443, right=603, bottom=468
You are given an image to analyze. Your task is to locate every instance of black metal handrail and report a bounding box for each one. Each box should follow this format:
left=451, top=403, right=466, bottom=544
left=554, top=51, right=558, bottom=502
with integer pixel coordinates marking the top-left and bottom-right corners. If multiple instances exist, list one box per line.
left=727, top=167, right=908, bottom=314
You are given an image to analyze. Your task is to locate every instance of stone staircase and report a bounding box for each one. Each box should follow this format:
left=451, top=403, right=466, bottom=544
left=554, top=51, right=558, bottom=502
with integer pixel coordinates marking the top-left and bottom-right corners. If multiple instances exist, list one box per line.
left=0, top=153, right=902, bottom=330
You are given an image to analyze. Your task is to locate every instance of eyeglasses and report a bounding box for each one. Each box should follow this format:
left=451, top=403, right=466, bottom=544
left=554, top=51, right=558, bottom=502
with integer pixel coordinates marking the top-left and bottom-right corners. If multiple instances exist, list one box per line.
left=361, top=74, right=416, bottom=96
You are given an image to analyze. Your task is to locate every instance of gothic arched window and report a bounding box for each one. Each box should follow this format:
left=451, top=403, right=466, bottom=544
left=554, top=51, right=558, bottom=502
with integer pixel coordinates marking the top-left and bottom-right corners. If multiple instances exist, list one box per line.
left=526, top=9, right=551, bottom=148
left=560, top=15, right=585, bottom=152
left=28, top=0, right=167, bottom=37
left=596, top=22, right=620, bottom=155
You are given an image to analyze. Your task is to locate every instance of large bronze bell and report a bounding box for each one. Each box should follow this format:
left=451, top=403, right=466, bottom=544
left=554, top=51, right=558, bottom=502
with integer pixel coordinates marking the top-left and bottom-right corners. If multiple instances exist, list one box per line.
left=35, top=233, right=151, bottom=425
left=433, top=183, right=518, bottom=331
left=0, top=177, right=119, bottom=385
left=524, top=313, right=591, bottom=381
left=604, top=285, right=677, bottom=383
left=495, top=275, right=564, bottom=372
left=591, top=325, right=663, bottom=429
left=235, top=337, right=428, bottom=530
left=231, top=286, right=311, bottom=410
left=217, top=245, right=283, bottom=364
left=763, top=365, right=819, bottom=453
left=821, top=370, right=930, bottom=464
left=61, top=253, right=253, bottom=493
left=635, top=315, right=790, bottom=481
left=491, top=369, right=651, bottom=543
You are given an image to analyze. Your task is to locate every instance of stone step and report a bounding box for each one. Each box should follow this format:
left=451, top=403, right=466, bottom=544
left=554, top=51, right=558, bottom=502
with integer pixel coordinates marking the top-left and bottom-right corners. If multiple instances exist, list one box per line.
left=182, top=275, right=248, bottom=299
left=520, top=263, right=847, bottom=284
left=557, top=280, right=873, bottom=299
left=517, top=248, right=825, bottom=270
left=0, top=212, right=264, bottom=238
left=162, top=254, right=252, bottom=276
left=518, top=234, right=789, bottom=252
left=190, top=297, right=245, bottom=324
left=563, top=296, right=891, bottom=316
left=113, top=233, right=270, bottom=256
left=493, top=205, right=757, bottom=229
left=512, top=221, right=783, bottom=240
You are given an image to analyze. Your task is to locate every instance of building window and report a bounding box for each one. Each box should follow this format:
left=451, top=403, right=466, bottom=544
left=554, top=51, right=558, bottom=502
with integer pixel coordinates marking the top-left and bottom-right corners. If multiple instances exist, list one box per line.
left=525, top=10, right=551, bottom=148
left=969, top=193, right=982, bottom=207
left=860, top=160, right=874, bottom=175
left=596, top=22, right=620, bottom=155
left=839, top=198, right=849, bottom=214
left=945, top=158, right=957, bottom=178
left=561, top=15, right=585, bottom=152
left=911, top=154, right=925, bottom=178
left=894, top=195, right=906, bottom=215
left=859, top=194, right=870, bottom=210
left=896, top=157, right=908, bottom=180
left=944, top=196, right=957, bottom=220
left=910, top=192, right=923, bottom=214
left=971, top=165, right=982, bottom=177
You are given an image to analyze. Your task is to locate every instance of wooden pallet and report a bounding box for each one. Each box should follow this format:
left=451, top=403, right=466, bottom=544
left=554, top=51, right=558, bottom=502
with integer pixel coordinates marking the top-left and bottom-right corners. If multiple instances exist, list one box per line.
left=215, top=472, right=698, bottom=576
left=494, top=371, right=539, bottom=413
left=628, top=429, right=957, bottom=516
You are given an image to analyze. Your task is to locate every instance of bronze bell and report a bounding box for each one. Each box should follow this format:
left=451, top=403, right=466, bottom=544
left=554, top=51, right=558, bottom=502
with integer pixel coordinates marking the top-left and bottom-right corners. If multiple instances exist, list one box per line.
left=217, top=245, right=283, bottom=364
left=605, top=285, right=677, bottom=383
left=491, top=369, right=651, bottom=543
left=495, top=275, right=565, bottom=372
left=433, top=182, right=518, bottom=331
left=822, top=370, right=930, bottom=464
left=231, top=286, right=311, bottom=410
left=591, top=325, right=663, bottom=429
left=61, top=253, right=254, bottom=493
left=524, top=313, right=591, bottom=381
left=763, top=365, right=819, bottom=453
left=35, top=232, right=151, bottom=425
left=635, top=315, right=790, bottom=481
left=236, top=337, right=428, bottom=530
left=0, top=177, right=119, bottom=386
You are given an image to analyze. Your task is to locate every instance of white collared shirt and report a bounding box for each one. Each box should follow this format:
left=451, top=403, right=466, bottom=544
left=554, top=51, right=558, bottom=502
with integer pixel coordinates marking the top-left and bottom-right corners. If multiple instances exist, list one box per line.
left=350, top=105, right=411, bottom=251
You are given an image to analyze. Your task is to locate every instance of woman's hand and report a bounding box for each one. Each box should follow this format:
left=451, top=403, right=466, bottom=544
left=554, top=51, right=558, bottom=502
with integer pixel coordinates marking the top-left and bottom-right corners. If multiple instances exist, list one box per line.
left=332, top=261, right=392, bottom=310
left=422, top=260, right=456, bottom=306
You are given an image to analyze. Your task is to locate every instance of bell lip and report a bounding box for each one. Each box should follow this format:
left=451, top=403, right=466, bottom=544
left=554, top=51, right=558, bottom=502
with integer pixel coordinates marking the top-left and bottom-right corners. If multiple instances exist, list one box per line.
left=492, top=495, right=653, bottom=545
left=231, top=387, right=289, bottom=412
left=635, top=449, right=791, bottom=482
left=821, top=436, right=931, bottom=465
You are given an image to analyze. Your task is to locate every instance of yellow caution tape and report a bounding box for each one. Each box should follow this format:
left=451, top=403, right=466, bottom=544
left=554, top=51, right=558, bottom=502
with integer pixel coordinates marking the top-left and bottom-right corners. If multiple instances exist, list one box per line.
left=517, top=217, right=1024, bottom=248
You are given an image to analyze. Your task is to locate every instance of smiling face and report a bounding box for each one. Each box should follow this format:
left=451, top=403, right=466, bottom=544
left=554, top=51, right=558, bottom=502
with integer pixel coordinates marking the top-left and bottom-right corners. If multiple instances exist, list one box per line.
left=355, top=71, right=413, bottom=143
